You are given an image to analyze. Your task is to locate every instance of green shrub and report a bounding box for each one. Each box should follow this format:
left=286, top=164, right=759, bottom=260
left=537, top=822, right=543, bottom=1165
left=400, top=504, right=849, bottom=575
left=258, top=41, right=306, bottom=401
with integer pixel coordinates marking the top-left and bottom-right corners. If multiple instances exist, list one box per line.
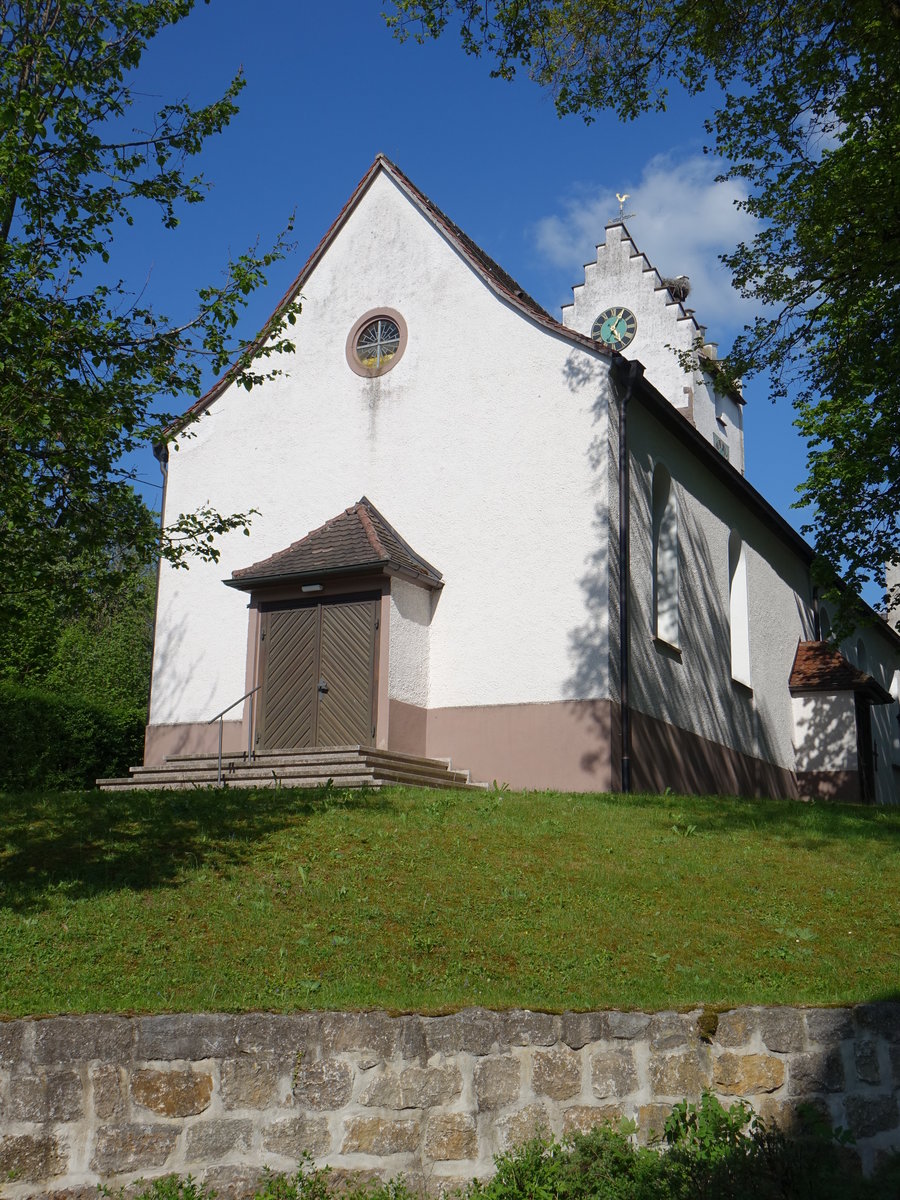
left=0, top=679, right=143, bottom=791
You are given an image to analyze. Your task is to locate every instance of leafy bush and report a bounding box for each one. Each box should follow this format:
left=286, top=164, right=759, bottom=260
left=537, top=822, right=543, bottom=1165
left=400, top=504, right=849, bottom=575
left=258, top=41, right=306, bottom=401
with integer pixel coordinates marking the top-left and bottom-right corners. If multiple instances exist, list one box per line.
left=125, top=1100, right=900, bottom=1200
left=0, top=680, right=144, bottom=791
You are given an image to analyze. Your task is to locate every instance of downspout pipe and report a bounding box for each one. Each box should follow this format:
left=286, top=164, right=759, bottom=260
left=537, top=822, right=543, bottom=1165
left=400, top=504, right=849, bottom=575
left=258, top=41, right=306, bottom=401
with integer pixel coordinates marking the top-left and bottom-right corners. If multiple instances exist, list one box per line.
left=610, top=355, right=645, bottom=794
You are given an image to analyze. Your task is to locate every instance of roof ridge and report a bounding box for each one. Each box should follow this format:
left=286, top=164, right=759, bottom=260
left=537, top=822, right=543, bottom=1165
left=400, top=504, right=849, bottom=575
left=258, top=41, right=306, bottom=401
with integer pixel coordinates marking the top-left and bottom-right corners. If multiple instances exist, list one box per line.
left=359, top=494, right=443, bottom=582
left=355, top=497, right=388, bottom=560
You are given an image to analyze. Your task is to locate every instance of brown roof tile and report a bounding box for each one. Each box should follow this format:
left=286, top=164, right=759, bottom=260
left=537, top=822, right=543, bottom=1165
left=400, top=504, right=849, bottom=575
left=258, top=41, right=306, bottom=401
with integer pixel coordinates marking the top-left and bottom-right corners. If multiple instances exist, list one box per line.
left=226, top=497, right=442, bottom=591
left=789, top=641, right=892, bottom=703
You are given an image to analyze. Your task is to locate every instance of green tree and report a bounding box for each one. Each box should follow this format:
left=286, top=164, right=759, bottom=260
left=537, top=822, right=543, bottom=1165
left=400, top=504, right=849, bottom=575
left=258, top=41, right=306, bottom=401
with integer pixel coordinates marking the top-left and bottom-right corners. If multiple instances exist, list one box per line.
left=0, top=0, right=299, bottom=625
left=386, top=0, right=900, bottom=629
left=44, top=565, right=155, bottom=711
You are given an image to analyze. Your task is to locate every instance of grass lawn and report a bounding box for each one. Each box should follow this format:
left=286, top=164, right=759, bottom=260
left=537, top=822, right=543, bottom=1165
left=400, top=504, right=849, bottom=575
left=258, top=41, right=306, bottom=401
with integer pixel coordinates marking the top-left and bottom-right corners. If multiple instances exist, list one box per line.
left=1, top=784, right=899, bottom=1016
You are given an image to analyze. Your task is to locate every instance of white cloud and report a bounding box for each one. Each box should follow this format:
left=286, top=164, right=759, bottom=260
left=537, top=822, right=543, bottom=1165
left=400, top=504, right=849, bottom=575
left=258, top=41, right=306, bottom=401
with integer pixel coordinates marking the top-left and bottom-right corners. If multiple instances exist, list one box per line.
left=534, top=154, right=760, bottom=332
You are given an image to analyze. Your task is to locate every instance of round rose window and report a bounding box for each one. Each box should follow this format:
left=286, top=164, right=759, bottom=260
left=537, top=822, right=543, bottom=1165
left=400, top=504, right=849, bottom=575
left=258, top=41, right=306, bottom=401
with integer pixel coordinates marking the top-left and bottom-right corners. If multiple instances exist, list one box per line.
left=346, top=308, right=408, bottom=378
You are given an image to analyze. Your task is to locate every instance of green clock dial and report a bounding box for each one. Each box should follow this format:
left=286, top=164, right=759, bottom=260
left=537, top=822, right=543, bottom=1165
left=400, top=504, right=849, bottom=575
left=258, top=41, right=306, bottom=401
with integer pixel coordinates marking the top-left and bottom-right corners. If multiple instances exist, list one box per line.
left=592, top=307, right=637, bottom=349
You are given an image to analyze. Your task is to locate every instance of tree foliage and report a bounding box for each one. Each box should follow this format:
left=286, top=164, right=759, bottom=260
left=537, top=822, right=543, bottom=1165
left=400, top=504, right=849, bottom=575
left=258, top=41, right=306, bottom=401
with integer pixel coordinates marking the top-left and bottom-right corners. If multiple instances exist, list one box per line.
left=0, top=0, right=299, bottom=622
left=386, top=0, right=900, bottom=627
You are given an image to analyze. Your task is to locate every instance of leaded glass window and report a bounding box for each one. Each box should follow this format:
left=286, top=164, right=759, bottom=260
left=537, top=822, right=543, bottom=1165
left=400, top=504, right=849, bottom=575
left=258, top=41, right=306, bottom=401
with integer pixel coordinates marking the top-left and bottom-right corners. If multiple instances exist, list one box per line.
left=355, top=317, right=401, bottom=369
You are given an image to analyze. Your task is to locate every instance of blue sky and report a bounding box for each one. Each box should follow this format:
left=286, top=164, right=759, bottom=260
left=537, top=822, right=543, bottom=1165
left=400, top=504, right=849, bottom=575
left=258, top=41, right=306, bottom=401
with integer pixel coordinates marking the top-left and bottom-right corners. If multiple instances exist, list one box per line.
left=124, top=0, right=809, bottom=538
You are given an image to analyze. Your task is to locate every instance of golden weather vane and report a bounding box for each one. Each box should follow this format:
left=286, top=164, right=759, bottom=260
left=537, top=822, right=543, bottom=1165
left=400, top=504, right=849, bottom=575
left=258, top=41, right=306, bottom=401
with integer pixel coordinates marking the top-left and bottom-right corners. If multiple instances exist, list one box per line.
left=615, top=192, right=636, bottom=221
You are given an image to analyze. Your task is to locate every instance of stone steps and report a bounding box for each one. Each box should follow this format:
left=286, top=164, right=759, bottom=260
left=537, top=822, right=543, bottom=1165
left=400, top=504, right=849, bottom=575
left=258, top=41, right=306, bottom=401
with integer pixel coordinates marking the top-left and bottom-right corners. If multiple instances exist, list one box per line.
left=97, top=745, right=484, bottom=793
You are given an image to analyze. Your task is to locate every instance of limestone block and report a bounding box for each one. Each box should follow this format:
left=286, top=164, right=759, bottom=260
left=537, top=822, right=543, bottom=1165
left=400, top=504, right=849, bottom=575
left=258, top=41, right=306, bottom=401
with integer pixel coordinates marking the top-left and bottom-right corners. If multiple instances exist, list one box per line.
left=220, top=1059, right=279, bottom=1110
left=805, top=1009, right=853, bottom=1044
left=7, top=1070, right=84, bottom=1122
left=262, top=1115, right=331, bottom=1159
left=398, top=1015, right=428, bottom=1063
left=590, top=1049, right=637, bottom=1099
left=648, top=1012, right=694, bottom=1051
left=500, top=1011, right=558, bottom=1047
left=233, top=1013, right=320, bottom=1062
left=292, top=1059, right=353, bottom=1110
left=532, top=1047, right=581, bottom=1100
left=890, top=1044, right=900, bottom=1086
left=359, top=1063, right=462, bottom=1110
left=474, top=1056, right=521, bottom=1112
left=855, top=1002, right=900, bottom=1043
left=560, top=1012, right=607, bottom=1050
left=329, top=1167, right=406, bottom=1192
left=45, top=1186, right=105, bottom=1200
left=562, top=1104, right=623, bottom=1135
left=32, top=1016, right=133, bottom=1065
left=606, top=1012, right=650, bottom=1040
left=90, top=1124, right=178, bottom=1174
left=341, top=1115, right=420, bottom=1156
left=184, top=1118, right=253, bottom=1162
left=713, top=1053, right=784, bottom=1096
left=131, top=1068, right=213, bottom=1117
left=714, top=1010, right=755, bottom=1048
left=854, top=1040, right=880, bottom=1085
left=320, top=1011, right=399, bottom=1058
left=636, top=1103, right=672, bottom=1143
left=199, top=1165, right=266, bottom=1200
left=0, top=1022, right=26, bottom=1069
left=135, top=1013, right=238, bottom=1061
left=758, top=1009, right=805, bottom=1054
left=494, top=1104, right=550, bottom=1151
left=424, top=1008, right=499, bottom=1057
left=0, top=1133, right=67, bottom=1182
left=788, top=1050, right=844, bottom=1095
left=90, top=1064, right=127, bottom=1120
left=648, top=1052, right=710, bottom=1098
left=843, top=1094, right=899, bottom=1139
left=424, top=1113, right=478, bottom=1161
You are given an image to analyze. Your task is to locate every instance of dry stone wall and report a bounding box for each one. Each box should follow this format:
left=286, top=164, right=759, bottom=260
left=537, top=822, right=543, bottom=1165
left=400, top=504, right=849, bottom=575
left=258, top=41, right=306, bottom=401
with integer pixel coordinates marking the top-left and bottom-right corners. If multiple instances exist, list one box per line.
left=1, top=1005, right=898, bottom=1199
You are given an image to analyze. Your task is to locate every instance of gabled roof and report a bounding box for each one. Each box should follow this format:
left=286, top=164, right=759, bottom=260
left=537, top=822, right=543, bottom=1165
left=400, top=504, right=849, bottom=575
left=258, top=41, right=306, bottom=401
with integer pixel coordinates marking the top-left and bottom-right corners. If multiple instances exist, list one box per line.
left=225, top=497, right=442, bottom=592
left=170, top=154, right=610, bottom=432
left=788, top=641, right=893, bottom=704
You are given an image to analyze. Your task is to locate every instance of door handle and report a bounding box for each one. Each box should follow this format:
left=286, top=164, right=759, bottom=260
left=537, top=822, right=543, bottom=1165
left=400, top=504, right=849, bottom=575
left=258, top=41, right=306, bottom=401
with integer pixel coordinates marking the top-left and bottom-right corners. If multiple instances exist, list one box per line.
left=317, top=678, right=329, bottom=694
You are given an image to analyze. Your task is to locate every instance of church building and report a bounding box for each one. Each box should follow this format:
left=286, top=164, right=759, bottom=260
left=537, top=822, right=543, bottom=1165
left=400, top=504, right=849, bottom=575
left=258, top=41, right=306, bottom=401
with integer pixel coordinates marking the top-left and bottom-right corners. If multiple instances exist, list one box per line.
left=138, top=155, right=900, bottom=803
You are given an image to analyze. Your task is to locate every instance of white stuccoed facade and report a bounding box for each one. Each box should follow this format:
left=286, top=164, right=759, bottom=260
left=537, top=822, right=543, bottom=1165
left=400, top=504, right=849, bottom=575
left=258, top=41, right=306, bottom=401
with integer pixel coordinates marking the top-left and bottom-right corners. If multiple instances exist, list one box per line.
left=151, top=168, right=608, bottom=725
left=145, top=156, right=900, bottom=801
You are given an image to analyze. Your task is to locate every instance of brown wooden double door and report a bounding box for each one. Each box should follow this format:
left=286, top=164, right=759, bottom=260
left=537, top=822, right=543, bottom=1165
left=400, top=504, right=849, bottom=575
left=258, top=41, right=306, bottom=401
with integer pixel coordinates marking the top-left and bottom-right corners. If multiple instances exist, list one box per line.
left=256, top=593, right=378, bottom=751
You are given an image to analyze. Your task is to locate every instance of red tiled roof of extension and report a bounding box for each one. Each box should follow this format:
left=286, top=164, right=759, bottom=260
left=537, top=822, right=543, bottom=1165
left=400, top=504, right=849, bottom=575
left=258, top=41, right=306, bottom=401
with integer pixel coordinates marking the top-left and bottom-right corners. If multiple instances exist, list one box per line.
left=789, top=641, right=893, bottom=704
left=226, top=497, right=442, bottom=591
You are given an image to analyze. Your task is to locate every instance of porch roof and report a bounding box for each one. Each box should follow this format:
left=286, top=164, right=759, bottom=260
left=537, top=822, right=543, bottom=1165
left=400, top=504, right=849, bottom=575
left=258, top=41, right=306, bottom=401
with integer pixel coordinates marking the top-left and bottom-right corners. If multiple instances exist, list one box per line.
left=789, top=641, right=893, bottom=704
left=225, top=496, right=443, bottom=592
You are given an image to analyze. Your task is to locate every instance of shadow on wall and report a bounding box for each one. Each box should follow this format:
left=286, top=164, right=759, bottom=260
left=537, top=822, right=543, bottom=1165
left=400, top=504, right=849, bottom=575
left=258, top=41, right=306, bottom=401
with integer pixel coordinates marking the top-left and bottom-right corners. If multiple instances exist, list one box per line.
left=0, top=786, right=395, bottom=915
left=561, top=353, right=613, bottom=786
left=148, top=598, right=231, bottom=732
left=562, top=351, right=791, bottom=797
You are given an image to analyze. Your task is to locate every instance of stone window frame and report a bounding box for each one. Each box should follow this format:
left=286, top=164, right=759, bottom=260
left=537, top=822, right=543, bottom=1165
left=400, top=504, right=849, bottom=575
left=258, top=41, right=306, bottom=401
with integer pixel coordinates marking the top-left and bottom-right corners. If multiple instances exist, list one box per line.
left=346, top=308, right=408, bottom=379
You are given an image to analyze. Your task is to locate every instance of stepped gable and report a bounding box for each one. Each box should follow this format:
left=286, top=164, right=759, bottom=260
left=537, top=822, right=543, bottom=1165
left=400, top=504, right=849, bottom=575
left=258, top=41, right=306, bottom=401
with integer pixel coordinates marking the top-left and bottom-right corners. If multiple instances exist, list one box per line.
left=227, top=497, right=443, bottom=591
left=563, top=221, right=705, bottom=340
left=789, top=641, right=892, bottom=703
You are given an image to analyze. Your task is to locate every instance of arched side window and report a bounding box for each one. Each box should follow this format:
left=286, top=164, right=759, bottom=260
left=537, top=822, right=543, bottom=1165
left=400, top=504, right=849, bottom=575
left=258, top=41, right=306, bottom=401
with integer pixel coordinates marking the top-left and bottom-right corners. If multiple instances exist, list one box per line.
left=652, top=465, right=679, bottom=647
left=856, top=639, right=869, bottom=676
left=819, top=605, right=831, bottom=640
left=728, top=530, right=751, bottom=686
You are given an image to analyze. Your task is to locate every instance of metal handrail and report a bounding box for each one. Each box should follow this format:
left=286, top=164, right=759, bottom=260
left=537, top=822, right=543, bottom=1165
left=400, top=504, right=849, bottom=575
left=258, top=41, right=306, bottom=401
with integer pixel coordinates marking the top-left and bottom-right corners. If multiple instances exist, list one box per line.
left=207, top=685, right=261, bottom=786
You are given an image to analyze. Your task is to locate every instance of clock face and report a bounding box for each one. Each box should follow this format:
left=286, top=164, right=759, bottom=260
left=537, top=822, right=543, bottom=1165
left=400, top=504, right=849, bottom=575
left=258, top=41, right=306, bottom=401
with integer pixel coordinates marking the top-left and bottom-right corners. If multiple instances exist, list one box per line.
left=592, top=307, right=637, bottom=349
